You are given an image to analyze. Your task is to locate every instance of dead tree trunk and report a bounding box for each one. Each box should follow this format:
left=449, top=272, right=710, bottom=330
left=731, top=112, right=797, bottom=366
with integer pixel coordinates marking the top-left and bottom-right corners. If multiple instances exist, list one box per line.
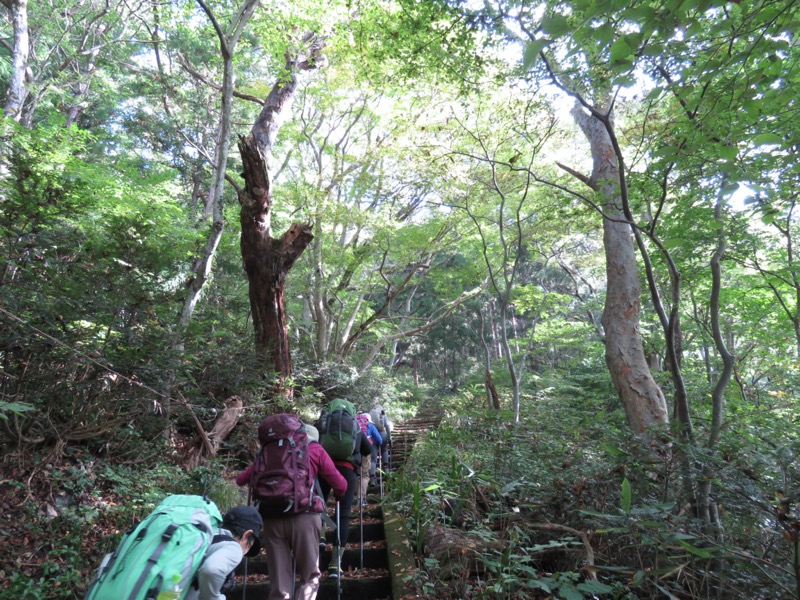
left=238, top=137, right=313, bottom=391
left=183, top=396, right=244, bottom=468
left=237, top=33, right=325, bottom=394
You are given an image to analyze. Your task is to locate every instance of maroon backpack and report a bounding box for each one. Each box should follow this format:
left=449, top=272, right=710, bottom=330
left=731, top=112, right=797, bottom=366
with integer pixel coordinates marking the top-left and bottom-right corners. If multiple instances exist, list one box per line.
left=251, top=414, right=322, bottom=515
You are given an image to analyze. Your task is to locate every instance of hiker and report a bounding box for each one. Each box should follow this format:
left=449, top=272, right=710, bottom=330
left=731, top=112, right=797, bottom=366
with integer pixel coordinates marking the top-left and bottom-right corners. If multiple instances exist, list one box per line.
left=356, top=412, right=383, bottom=498
left=369, top=404, right=392, bottom=475
left=187, top=505, right=263, bottom=600
left=85, top=495, right=238, bottom=600
left=316, top=398, right=372, bottom=579
left=236, top=414, right=347, bottom=600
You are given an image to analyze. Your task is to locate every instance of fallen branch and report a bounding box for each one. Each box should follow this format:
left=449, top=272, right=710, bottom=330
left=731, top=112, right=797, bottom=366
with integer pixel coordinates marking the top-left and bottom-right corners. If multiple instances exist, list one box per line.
left=528, top=522, right=596, bottom=579
left=182, top=396, right=244, bottom=468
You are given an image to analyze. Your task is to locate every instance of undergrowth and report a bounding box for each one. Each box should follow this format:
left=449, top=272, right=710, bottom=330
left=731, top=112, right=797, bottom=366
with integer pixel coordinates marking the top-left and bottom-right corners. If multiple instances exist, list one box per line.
left=0, top=452, right=243, bottom=600
left=390, top=377, right=800, bottom=599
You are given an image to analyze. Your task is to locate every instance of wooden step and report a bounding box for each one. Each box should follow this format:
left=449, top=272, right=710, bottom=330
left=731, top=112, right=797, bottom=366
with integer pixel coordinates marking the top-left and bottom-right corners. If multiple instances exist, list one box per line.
left=225, top=575, right=391, bottom=600
left=323, top=520, right=385, bottom=543
left=239, top=545, right=388, bottom=573
left=226, top=408, right=440, bottom=600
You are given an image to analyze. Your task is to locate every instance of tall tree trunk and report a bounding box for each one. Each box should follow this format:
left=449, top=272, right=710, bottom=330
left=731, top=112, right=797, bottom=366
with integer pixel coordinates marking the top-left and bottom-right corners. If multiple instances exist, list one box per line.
left=497, top=299, right=521, bottom=421
left=310, top=210, right=331, bottom=359
left=237, top=33, right=325, bottom=393
left=476, top=308, right=499, bottom=409
left=175, top=0, right=259, bottom=348
left=697, top=191, right=734, bottom=539
left=3, top=0, right=29, bottom=121
left=571, top=103, right=669, bottom=437
left=64, top=16, right=109, bottom=127
left=238, top=138, right=313, bottom=391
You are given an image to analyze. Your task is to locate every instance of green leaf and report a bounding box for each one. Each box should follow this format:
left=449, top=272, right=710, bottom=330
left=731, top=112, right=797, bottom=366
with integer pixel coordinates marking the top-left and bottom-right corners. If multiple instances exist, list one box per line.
left=577, top=580, right=614, bottom=594
left=593, top=23, right=615, bottom=45
left=674, top=538, right=715, bottom=559
left=610, top=38, right=633, bottom=62
left=541, top=14, right=570, bottom=37
left=523, top=39, right=549, bottom=71
left=663, top=237, right=687, bottom=250
left=601, top=442, right=628, bottom=456
left=528, top=578, right=553, bottom=593
left=613, top=72, right=637, bottom=88
left=721, top=182, right=740, bottom=196
left=556, top=582, right=583, bottom=600
left=653, top=144, right=682, bottom=160
left=718, top=145, right=738, bottom=161
left=0, top=401, right=35, bottom=420
left=620, top=477, right=632, bottom=513
left=753, top=133, right=783, bottom=146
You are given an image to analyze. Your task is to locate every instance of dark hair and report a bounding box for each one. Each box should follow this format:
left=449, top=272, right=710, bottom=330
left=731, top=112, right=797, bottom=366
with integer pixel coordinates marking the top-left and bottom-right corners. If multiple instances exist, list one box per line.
left=226, top=524, right=249, bottom=539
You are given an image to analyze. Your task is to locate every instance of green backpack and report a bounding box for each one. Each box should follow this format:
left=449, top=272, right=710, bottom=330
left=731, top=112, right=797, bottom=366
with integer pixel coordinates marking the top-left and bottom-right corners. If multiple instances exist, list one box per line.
left=318, top=398, right=359, bottom=461
left=84, top=495, right=223, bottom=600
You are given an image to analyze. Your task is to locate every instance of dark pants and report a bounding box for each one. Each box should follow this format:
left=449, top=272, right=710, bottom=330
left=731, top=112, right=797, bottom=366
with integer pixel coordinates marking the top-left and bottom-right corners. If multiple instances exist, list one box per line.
left=369, top=444, right=378, bottom=478
left=319, top=465, right=358, bottom=549
left=378, top=439, right=390, bottom=473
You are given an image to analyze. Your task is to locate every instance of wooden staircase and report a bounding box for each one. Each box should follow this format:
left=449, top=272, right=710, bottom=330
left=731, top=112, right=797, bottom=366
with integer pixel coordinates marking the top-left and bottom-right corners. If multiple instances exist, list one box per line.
left=227, top=404, right=443, bottom=599
left=226, top=491, right=391, bottom=600
left=388, top=407, right=443, bottom=473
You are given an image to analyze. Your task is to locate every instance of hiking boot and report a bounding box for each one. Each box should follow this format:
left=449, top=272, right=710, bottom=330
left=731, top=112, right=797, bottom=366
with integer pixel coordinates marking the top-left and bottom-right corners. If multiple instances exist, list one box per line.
left=328, top=565, right=343, bottom=579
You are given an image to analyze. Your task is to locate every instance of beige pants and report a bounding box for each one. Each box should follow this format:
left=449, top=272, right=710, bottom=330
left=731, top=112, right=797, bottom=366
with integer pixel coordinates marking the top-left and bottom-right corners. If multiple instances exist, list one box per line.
left=261, top=512, right=322, bottom=600
left=359, top=453, right=371, bottom=499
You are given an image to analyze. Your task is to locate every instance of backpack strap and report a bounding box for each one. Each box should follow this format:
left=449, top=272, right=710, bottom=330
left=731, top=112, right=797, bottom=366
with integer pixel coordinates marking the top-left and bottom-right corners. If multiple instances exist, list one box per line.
left=211, top=533, right=235, bottom=544
left=129, top=522, right=178, bottom=600
left=190, top=534, right=237, bottom=592
left=315, top=478, right=337, bottom=531
left=287, top=436, right=300, bottom=512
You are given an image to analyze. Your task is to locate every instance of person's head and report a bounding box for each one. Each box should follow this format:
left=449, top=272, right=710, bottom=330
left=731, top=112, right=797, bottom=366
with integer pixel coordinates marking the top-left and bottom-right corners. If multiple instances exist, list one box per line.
left=222, top=505, right=263, bottom=557
left=303, top=423, right=320, bottom=443
left=360, top=412, right=372, bottom=423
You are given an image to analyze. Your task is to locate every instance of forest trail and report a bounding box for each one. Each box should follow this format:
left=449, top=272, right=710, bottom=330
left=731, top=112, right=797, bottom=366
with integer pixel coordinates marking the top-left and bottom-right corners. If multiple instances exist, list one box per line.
left=227, top=403, right=443, bottom=600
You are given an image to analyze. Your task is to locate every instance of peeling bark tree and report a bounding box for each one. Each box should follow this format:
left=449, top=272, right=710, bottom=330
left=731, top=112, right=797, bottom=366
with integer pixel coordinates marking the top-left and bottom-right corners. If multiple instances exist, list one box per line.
left=237, top=35, right=324, bottom=393
left=570, top=102, right=669, bottom=437
left=2, top=0, right=29, bottom=121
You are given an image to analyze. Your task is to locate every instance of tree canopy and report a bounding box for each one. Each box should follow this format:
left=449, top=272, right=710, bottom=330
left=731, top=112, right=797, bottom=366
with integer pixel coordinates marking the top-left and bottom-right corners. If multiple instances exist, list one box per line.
left=2, top=0, right=800, bottom=598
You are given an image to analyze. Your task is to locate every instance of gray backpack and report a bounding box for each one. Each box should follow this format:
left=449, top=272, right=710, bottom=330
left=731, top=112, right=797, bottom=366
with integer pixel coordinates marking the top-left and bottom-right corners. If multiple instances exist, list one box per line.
left=369, top=406, right=387, bottom=434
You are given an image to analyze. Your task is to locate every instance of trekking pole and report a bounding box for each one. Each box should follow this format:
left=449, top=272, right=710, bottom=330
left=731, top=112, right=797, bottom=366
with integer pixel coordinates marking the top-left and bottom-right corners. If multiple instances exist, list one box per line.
left=242, top=554, right=249, bottom=600
left=359, top=470, right=364, bottom=570
left=378, top=452, right=384, bottom=500
left=335, top=500, right=342, bottom=600
left=292, top=557, right=296, bottom=600
left=244, top=487, right=253, bottom=600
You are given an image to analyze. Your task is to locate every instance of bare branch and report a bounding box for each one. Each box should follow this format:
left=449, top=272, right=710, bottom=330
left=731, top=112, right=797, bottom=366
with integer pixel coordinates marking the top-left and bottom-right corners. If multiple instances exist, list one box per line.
left=556, top=161, right=597, bottom=190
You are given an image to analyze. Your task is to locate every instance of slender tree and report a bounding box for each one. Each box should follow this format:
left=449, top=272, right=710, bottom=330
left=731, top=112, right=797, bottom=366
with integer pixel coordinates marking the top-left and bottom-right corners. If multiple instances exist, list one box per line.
left=175, top=0, right=259, bottom=347
left=1, top=0, right=29, bottom=121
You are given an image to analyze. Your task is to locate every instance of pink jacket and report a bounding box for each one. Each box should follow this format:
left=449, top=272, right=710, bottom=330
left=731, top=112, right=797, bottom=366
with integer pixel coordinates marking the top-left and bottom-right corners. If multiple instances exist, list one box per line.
left=236, top=441, right=347, bottom=498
